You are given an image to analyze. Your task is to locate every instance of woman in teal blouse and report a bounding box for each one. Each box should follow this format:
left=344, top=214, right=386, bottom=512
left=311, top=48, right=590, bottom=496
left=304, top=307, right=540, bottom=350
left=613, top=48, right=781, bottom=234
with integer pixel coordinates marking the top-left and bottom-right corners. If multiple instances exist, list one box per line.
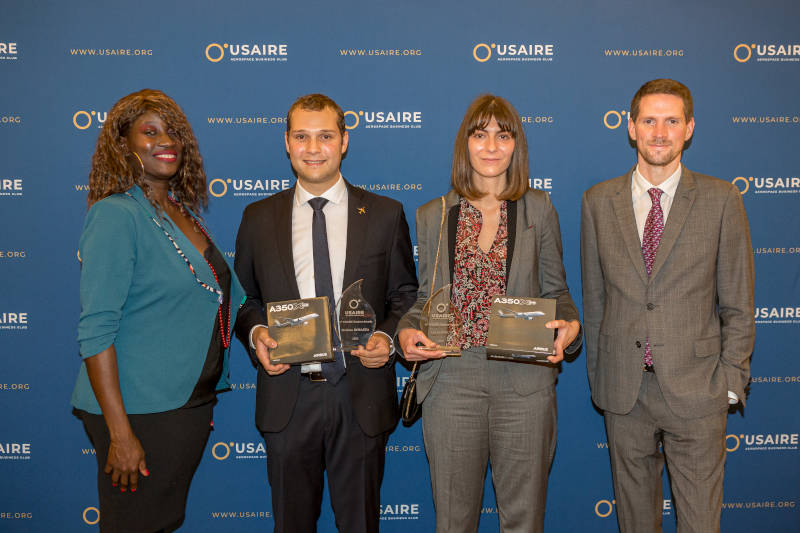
left=73, top=89, right=245, bottom=533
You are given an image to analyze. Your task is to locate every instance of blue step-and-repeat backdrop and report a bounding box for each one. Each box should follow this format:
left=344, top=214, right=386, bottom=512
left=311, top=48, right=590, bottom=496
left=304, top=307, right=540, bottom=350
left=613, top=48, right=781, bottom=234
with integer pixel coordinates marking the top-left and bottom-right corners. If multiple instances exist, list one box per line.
left=1, top=1, right=798, bottom=531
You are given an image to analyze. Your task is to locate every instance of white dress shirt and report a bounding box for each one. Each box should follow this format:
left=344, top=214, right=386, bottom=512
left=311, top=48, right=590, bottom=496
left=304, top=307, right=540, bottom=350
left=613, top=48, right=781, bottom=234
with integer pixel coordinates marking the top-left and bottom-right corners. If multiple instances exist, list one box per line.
left=292, top=175, right=349, bottom=303
left=292, top=176, right=349, bottom=372
left=250, top=175, right=395, bottom=369
left=249, top=175, right=348, bottom=369
left=631, top=164, right=681, bottom=243
left=630, top=165, right=738, bottom=404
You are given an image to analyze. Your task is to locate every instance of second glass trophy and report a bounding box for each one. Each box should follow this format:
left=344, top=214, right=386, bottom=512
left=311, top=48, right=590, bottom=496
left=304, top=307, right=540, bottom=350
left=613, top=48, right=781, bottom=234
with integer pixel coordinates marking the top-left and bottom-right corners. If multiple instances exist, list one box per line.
left=419, top=284, right=463, bottom=356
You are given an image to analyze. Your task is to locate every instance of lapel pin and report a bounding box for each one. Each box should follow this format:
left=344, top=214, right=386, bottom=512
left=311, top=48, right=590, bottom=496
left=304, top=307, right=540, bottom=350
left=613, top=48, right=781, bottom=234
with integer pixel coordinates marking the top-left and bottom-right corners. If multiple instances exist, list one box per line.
left=357, top=206, right=366, bottom=215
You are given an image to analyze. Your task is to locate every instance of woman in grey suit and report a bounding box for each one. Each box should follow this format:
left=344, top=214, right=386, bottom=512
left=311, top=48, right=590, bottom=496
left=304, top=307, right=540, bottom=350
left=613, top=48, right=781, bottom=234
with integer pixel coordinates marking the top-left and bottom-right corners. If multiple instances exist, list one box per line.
left=396, top=94, right=581, bottom=533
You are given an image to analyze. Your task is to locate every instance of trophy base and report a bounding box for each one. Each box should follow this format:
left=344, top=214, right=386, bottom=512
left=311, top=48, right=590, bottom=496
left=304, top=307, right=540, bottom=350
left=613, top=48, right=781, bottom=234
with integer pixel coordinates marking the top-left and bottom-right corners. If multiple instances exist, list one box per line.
left=269, top=353, right=336, bottom=365
left=340, top=345, right=362, bottom=352
left=419, top=345, right=461, bottom=357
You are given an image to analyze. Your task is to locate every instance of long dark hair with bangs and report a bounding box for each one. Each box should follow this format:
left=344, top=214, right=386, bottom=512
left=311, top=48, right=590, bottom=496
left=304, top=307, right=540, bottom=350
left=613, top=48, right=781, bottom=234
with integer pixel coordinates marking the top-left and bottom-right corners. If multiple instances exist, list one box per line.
left=451, top=94, right=529, bottom=201
left=87, top=89, right=207, bottom=213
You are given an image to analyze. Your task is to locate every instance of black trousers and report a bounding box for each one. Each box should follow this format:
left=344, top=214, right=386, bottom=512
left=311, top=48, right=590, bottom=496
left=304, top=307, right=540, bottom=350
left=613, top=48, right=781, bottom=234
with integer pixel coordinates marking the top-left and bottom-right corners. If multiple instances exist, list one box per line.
left=79, top=402, right=213, bottom=533
left=262, top=375, right=388, bottom=533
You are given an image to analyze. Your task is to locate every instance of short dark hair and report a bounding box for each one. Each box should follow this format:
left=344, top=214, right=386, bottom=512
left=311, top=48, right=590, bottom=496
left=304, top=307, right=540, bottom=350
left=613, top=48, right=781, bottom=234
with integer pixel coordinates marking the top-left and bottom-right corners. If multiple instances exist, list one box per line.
left=451, top=94, right=529, bottom=201
left=630, top=78, right=693, bottom=122
left=286, top=93, right=346, bottom=135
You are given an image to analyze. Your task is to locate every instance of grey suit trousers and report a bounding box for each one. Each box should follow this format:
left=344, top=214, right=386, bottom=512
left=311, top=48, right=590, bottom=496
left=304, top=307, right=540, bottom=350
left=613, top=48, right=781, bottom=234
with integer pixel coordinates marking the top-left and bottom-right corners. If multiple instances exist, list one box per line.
left=421, top=348, right=557, bottom=533
left=604, top=371, right=727, bottom=533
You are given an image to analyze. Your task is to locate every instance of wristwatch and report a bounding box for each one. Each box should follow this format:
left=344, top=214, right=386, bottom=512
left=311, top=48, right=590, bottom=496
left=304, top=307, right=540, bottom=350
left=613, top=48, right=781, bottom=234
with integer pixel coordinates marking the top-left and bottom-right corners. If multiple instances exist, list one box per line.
left=372, top=330, right=395, bottom=356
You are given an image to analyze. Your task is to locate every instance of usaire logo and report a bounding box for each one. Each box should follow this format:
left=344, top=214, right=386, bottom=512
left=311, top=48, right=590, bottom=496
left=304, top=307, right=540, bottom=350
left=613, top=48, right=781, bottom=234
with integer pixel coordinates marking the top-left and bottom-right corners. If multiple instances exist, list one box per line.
left=379, top=503, right=420, bottom=521
left=0, top=312, right=28, bottom=331
left=726, top=432, right=799, bottom=452
left=205, top=42, right=288, bottom=63
left=0, top=177, right=23, bottom=197
left=754, top=306, right=800, bottom=325
left=0, top=42, right=18, bottom=60
left=73, top=109, right=108, bottom=130
left=208, top=177, right=292, bottom=198
left=0, top=442, right=31, bottom=460
left=472, top=41, right=555, bottom=63
left=595, top=499, right=673, bottom=518
left=344, top=109, right=423, bottom=130
left=733, top=42, right=800, bottom=63
left=211, top=441, right=267, bottom=460
left=732, top=175, right=800, bottom=195
left=82, top=507, right=100, bottom=525
left=530, top=177, right=553, bottom=191
left=603, top=109, right=629, bottom=129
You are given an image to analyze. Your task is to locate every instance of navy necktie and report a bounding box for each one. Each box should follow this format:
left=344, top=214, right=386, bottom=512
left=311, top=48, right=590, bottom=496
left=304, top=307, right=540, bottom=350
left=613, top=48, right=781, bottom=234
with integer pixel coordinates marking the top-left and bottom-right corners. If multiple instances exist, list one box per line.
left=309, top=197, right=345, bottom=383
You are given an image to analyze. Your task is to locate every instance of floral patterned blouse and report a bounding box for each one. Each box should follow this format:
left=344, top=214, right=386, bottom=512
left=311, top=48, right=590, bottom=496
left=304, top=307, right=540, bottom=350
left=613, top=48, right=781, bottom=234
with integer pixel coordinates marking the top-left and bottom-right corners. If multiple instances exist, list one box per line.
left=452, top=198, right=508, bottom=349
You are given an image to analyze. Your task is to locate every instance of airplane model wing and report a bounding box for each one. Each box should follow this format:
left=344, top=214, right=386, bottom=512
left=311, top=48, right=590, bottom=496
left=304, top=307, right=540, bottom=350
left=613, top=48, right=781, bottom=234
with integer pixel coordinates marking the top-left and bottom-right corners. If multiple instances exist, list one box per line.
left=497, top=309, right=546, bottom=320
left=273, top=313, right=319, bottom=328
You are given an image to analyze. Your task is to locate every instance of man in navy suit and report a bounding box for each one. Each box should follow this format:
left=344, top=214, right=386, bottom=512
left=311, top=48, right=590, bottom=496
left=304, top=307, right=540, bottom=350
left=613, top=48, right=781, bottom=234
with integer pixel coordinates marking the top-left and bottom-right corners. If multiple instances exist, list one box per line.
left=234, top=93, right=417, bottom=533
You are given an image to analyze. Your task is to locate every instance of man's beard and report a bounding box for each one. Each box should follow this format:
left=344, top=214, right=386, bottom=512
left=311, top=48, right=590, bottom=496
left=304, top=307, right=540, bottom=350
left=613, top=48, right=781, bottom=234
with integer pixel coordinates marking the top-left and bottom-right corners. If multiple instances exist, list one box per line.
left=639, top=139, right=682, bottom=167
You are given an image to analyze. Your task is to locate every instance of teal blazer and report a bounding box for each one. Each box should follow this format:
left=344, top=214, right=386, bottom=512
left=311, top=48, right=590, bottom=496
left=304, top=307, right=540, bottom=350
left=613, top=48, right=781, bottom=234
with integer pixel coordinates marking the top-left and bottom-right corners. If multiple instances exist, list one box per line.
left=72, top=185, right=246, bottom=414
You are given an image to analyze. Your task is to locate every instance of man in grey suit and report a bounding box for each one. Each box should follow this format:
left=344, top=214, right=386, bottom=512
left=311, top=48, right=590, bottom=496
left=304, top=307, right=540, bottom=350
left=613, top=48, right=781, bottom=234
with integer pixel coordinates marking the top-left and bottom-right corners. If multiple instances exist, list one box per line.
left=581, top=79, right=755, bottom=533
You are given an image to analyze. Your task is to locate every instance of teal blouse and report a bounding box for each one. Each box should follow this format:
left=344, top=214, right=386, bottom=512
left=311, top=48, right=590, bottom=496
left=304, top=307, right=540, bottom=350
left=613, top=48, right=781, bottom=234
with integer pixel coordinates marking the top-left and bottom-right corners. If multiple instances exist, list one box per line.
left=72, top=185, right=246, bottom=414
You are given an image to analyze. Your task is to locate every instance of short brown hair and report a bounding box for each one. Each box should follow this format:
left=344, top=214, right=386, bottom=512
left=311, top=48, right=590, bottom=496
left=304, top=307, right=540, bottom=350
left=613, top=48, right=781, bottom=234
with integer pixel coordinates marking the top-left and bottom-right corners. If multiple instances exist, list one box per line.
left=286, top=93, right=346, bottom=135
left=630, top=78, right=693, bottom=122
left=451, top=94, right=529, bottom=201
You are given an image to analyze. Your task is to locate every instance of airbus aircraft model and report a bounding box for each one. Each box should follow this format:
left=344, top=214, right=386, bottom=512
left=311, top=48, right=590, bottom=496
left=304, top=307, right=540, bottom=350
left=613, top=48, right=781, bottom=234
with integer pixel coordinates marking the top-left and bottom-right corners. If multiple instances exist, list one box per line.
left=497, top=309, right=546, bottom=320
left=273, top=313, right=319, bottom=328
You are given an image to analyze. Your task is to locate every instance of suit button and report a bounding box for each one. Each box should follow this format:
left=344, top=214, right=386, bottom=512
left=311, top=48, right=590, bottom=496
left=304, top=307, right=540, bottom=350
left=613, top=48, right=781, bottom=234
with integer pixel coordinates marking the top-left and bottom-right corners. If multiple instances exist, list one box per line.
left=646, top=303, right=655, bottom=311
left=635, top=341, right=642, bottom=348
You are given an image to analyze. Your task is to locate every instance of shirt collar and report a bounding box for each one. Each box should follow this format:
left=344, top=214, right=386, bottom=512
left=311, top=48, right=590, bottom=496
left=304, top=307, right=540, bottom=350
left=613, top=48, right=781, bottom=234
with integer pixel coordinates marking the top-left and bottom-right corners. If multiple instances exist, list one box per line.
left=632, top=164, right=682, bottom=200
left=294, top=173, right=347, bottom=207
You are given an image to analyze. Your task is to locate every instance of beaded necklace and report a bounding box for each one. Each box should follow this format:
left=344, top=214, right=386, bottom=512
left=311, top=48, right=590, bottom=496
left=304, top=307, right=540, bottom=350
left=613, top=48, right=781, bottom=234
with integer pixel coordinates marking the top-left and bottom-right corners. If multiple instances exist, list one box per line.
left=126, top=191, right=231, bottom=348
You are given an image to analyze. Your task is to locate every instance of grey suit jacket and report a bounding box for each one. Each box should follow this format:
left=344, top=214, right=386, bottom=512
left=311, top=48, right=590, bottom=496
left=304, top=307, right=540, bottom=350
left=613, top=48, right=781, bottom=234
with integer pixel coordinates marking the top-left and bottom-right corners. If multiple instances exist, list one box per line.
left=397, top=188, right=581, bottom=402
left=581, top=166, right=755, bottom=419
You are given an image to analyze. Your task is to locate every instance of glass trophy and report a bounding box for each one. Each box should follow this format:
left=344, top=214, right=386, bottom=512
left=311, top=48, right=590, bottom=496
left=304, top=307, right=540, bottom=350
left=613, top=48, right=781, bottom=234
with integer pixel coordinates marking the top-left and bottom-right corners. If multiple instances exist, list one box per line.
left=335, top=279, right=377, bottom=351
left=419, top=284, right=463, bottom=356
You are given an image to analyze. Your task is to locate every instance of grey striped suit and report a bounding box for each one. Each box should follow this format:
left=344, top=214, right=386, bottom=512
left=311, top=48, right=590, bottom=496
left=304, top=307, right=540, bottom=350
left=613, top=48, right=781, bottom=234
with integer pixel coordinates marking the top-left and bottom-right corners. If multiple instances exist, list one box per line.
left=581, top=166, right=755, bottom=532
left=398, top=188, right=581, bottom=532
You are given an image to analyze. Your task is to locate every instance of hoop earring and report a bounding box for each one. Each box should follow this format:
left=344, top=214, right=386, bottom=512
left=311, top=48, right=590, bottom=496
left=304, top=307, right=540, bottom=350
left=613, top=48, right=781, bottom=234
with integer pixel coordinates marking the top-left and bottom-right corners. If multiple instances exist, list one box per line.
left=132, top=152, right=144, bottom=174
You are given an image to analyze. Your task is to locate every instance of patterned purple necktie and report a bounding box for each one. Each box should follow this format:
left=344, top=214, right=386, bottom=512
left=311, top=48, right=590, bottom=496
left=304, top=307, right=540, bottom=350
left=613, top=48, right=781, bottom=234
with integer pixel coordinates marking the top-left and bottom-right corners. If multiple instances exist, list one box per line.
left=642, top=188, right=664, bottom=367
